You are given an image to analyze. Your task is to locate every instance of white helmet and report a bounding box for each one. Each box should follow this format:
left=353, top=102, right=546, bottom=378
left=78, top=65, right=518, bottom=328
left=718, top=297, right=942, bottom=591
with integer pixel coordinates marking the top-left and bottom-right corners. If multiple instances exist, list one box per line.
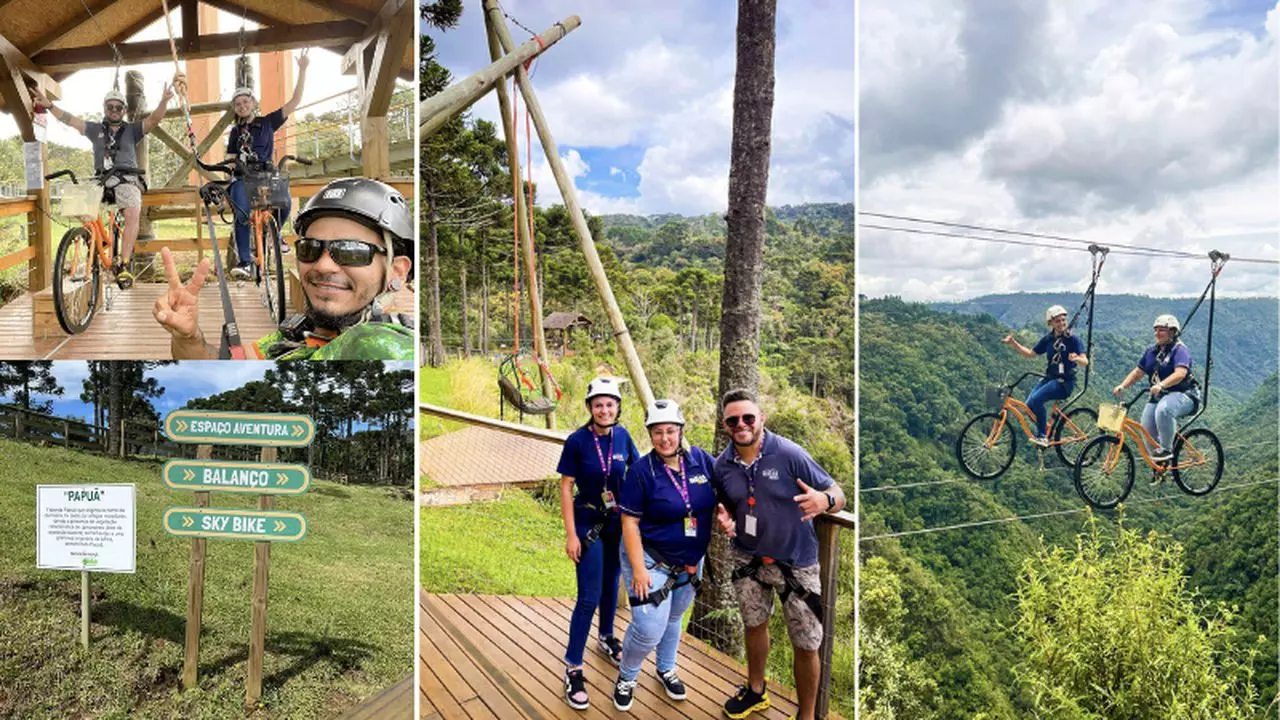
left=232, top=87, right=255, bottom=102
left=1045, top=305, right=1068, bottom=324
left=585, top=376, right=623, bottom=404
left=103, top=89, right=125, bottom=108
left=1153, top=314, right=1181, bottom=332
left=645, top=399, right=685, bottom=428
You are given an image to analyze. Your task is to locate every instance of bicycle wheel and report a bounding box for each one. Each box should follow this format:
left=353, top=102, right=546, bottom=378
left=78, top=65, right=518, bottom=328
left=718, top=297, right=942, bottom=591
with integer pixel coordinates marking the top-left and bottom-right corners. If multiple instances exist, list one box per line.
left=1073, top=435, right=1135, bottom=509
left=1172, top=428, right=1224, bottom=496
left=52, top=226, right=101, bottom=334
left=955, top=412, right=1016, bottom=480
left=1053, top=407, right=1098, bottom=467
left=260, top=214, right=287, bottom=326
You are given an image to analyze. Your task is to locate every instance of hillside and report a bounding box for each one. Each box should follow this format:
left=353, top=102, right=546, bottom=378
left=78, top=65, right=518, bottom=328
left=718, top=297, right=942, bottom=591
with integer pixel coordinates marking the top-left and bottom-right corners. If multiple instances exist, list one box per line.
left=931, top=292, right=1278, bottom=400
left=859, top=297, right=1278, bottom=718
left=0, top=438, right=413, bottom=719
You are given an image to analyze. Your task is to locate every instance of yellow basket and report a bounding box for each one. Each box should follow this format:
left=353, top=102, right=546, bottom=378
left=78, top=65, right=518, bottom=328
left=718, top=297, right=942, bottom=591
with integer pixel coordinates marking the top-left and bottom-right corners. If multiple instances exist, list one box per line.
left=60, top=183, right=102, bottom=220
left=1097, top=403, right=1126, bottom=433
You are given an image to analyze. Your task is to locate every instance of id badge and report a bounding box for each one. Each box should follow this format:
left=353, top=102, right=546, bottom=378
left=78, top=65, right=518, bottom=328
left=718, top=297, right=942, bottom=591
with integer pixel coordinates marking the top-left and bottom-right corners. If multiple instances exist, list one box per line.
left=744, top=514, right=758, bottom=537
left=684, top=517, right=697, bottom=537
left=602, top=490, right=617, bottom=510
left=1058, top=363, right=1065, bottom=376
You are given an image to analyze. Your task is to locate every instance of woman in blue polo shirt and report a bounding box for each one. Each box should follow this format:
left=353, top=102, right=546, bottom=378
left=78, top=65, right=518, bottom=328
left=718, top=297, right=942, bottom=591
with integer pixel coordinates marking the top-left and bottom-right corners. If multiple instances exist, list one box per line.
left=611, top=399, right=717, bottom=712
left=556, top=376, right=639, bottom=710
left=1002, top=304, right=1089, bottom=445
left=1112, top=314, right=1199, bottom=461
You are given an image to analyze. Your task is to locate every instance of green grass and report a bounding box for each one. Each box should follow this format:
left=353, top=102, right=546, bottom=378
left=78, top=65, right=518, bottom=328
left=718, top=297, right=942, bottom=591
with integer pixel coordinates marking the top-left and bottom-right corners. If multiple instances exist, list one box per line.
left=419, top=492, right=572, bottom=597
left=0, top=437, right=412, bottom=719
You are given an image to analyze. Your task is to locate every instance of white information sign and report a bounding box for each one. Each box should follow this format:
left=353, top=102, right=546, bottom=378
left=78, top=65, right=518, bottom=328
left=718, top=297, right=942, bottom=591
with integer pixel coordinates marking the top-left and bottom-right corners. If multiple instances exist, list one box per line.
left=37, top=484, right=136, bottom=573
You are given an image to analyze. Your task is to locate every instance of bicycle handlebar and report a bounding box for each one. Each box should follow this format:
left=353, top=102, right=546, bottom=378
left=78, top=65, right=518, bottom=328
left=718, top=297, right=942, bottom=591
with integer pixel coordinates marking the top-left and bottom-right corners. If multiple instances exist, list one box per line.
left=196, top=157, right=241, bottom=177
left=1007, top=371, right=1045, bottom=391
left=44, top=169, right=77, bottom=184
left=278, top=155, right=312, bottom=172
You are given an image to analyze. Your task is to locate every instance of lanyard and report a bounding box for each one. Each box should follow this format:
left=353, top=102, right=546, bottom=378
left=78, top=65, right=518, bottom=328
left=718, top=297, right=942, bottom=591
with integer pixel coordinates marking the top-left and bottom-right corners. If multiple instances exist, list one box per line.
left=734, top=440, right=762, bottom=512
left=591, top=427, right=613, bottom=478
left=661, top=456, right=692, bottom=517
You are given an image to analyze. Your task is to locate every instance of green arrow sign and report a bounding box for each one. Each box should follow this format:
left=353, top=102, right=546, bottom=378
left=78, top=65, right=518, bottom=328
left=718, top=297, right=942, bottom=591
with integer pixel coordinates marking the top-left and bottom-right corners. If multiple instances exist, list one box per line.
left=162, top=508, right=308, bottom=542
left=163, top=410, right=315, bottom=446
left=162, top=460, right=311, bottom=495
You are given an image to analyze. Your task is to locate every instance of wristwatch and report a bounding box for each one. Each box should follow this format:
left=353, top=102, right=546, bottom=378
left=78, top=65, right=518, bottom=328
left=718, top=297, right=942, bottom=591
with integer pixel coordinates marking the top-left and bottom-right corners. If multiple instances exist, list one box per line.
left=824, top=492, right=836, bottom=511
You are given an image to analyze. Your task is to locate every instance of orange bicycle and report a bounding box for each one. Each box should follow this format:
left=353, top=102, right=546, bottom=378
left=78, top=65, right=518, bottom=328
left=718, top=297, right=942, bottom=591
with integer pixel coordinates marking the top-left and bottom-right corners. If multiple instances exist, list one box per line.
left=47, top=167, right=151, bottom=334
left=1071, top=390, right=1223, bottom=509
left=955, top=372, right=1098, bottom=479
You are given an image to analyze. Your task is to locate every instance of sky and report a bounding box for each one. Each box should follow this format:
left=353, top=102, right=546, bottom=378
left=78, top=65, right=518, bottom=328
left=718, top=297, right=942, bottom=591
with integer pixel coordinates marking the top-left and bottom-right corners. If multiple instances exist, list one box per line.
left=5, top=361, right=412, bottom=425
left=859, top=0, right=1280, bottom=301
left=0, top=9, right=396, bottom=149
left=427, top=0, right=855, bottom=217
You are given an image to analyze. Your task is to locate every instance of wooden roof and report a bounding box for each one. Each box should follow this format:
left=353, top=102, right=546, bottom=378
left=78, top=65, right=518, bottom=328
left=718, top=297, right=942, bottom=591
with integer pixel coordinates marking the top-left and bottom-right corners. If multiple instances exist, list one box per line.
left=543, top=311, right=592, bottom=330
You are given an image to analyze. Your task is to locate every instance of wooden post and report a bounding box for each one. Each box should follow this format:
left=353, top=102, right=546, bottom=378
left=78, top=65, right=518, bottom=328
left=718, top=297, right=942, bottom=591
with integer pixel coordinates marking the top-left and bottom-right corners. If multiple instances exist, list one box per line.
left=181, top=444, right=213, bottom=690
left=14, top=409, right=24, bottom=441
left=63, top=420, right=69, bottom=449
left=360, top=116, right=390, bottom=179
left=80, top=570, right=89, bottom=648
left=484, top=23, right=555, bottom=430
left=420, top=16, right=580, bottom=138
left=815, top=511, right=854, bottom=719
left=245, top=446, right=278, bottom=708
left=29, top=141, right=52, bottom=292
left=484, top=3, right=655, bottom=409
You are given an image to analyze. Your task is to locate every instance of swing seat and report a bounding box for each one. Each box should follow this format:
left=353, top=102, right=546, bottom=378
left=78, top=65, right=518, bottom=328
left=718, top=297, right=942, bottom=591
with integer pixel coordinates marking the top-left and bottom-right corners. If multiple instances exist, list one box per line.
left=498, top=376, right=557, bottom=415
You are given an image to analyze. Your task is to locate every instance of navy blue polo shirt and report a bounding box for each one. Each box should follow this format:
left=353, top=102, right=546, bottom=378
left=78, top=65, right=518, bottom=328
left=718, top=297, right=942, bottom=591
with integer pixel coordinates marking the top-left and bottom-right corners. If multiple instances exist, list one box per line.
left=713, top=430, right=835, bottom=567
left=1138, top=343, right=1194, bottom=391
left=556, top=424, right=639, bottom=532
left=1033, top=332, right=1086, bottom=380
left=618, top=447, right=717, bottom=568
left=226, top=108, right=287, bottom=165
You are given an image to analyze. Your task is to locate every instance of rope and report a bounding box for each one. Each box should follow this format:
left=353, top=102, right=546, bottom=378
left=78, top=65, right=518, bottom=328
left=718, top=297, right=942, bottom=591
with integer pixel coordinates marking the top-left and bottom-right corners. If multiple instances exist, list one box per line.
left=860, top=477, right=1278, bottom=541
left=78, top=0, right=124, bottom=68
left=862, top=212, right=1280, bottom=265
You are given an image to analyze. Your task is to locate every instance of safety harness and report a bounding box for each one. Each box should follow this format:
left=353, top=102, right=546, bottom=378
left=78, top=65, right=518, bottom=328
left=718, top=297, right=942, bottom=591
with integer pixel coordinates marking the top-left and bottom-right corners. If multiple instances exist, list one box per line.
left=732, top=555, right=824, bottom=620
left=262, top=306, right=413, bottom=359
left=628, top=545, right=701, bottom=608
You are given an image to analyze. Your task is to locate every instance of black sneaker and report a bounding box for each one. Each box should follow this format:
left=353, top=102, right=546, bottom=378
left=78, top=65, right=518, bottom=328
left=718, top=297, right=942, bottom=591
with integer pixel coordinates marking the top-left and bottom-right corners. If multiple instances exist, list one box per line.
left=1150, top=447, right=1173, bottom=463
left=563, top=667, right=588, bottom=710
left=230, top=263, right=252, bottom=281
left=612, top=676, right=636, bottom=712
left=657, top=669, right=687, bottom=700
left=598, top=635, right=623, bottom=666
left=724, top=683, right=770, bottom=718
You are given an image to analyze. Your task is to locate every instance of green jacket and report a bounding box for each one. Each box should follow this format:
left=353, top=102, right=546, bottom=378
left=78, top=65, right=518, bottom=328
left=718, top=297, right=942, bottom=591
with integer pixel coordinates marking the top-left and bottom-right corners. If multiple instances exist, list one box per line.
left=253, top=322, right=414, bottom=360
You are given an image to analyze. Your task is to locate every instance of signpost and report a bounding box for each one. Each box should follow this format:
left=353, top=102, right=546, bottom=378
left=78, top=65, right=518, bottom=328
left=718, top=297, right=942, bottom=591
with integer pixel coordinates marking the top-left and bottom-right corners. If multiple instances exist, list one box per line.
left=36, top=484, right=136, bottom=648
left=162, top=459, right=311, bottom=495
left=163, top=410, right=314, bottom=446
left=162, top=410, right=313, bottom=707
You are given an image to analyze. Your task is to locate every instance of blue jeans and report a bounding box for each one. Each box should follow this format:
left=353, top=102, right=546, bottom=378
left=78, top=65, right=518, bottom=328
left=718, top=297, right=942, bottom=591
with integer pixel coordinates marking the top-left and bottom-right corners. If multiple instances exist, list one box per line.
left=1025, top=377, right=1073, bottom=438
left=564, top=525, right=622, bottom=667
left=228, top=179, right=290, bottom=267
left=618, top=549, right=702, bottom=682
left=1141, top=391, right=1195, bottom=452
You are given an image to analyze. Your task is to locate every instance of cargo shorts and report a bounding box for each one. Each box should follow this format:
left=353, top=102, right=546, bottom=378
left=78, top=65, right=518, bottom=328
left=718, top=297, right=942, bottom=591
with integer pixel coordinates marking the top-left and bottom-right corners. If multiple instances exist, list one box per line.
left=111, top=177, right=142, bottom=209
left=730, top=547, right=824, bottom=652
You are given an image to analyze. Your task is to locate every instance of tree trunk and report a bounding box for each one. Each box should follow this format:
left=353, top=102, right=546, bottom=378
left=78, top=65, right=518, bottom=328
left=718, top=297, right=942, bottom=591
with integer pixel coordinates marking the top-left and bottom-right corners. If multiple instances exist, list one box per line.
left=461, top=264, right=471, bottom=359
left=107, top=363, right=123, bottom=457
left=481, top=262, right=490, bottom=355
left=691, top=301, right=699, bottom=353
left=425, top=183, right=446, bottom=367
left=690, top=0, right=777, bottom=658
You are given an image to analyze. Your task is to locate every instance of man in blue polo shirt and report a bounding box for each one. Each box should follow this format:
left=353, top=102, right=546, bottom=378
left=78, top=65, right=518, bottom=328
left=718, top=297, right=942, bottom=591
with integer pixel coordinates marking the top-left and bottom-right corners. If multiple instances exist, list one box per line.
left=713, top=388, right=847, bottom=720
left=225, top=50, right=309, bottom=280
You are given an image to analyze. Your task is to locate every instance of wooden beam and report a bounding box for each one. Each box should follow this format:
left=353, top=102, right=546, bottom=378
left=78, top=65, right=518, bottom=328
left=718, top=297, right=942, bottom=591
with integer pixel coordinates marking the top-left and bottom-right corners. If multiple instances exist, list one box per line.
left=24, top=0, right=115, bottom=57
left=298, top=0, right=375, bottom=24
left=0, top=197, right=35, bottom=218
left=150, top=126, right=218, bottom=183
left=0, top=30, right=61, bottom=106
left=181, top=0, right=199, bottom=55
left=35, top=21, right=365, bottom=74
left=0, top=246, right=36, bottom=273
left=201, top=0, right=288, bottom=30
left=162, top=109, right=235, bottom=188
left=0, top=53, right=33, bottom=139
left=357, top=0, right=413, bottom=117
left=51, top=6, right=168, bottom=83
left=164, top=100, right=229, bottom=118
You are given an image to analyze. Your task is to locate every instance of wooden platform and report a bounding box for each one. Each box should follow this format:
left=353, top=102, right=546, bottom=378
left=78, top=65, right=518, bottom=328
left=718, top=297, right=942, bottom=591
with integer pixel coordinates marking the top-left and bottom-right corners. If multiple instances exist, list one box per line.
left=421, top=592, right=831, bottom=720
left=342, top=674, right=414, bottom=719
left=420, top=426, right=564, bottom=490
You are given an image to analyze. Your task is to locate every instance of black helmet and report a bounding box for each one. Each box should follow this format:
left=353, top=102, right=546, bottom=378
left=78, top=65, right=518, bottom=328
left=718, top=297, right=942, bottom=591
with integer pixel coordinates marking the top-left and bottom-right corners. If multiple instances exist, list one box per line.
left=295, top=178, right=413, bottom=264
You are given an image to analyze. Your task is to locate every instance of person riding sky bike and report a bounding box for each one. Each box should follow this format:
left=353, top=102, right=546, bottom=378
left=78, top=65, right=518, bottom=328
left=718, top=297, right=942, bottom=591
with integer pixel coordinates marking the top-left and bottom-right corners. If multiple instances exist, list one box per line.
left=1112, top=314, right=1201, bottom=463
left=154, top=176, right=414, bottom=360
left=32, top=79, right=175, bottom=289
left=1001, top=305, right=1090, bottom=446
left=225, top=50, right=309, bottom=280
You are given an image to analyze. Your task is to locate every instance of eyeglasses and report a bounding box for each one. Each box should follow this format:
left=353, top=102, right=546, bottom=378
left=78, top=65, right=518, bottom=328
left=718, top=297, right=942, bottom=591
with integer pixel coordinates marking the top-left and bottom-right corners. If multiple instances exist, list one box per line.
left=105, top=104, right=125, bottom=112
left=724, top=414, right=757, bottom=429
left=295, top=238, right=387, bottom=267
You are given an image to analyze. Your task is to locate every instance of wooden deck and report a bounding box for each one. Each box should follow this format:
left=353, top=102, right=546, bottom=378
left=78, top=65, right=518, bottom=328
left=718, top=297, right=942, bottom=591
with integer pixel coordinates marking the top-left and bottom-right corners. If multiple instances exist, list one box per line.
left=421, top=592, right=832, bottom=720
left=420, top=426, right=564, bottom=491
left=342, top=675, right=414, bottom=719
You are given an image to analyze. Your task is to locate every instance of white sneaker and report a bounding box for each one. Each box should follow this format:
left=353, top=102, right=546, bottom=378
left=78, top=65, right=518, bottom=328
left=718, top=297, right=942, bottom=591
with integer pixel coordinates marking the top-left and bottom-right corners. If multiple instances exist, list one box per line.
left=1029, top=435, right=1050, bottom=448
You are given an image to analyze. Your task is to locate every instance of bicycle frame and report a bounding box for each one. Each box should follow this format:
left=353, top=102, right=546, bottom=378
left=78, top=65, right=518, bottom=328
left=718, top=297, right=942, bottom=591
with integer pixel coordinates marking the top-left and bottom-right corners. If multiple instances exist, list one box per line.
left=986, top=398, right=1089, bottom=449
left=1097, top=392, right=1209, bottom=474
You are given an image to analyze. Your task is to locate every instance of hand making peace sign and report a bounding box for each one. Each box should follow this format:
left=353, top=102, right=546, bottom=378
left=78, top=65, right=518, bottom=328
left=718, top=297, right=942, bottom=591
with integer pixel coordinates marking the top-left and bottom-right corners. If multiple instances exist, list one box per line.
left=153, top=247, right=210, bottom=340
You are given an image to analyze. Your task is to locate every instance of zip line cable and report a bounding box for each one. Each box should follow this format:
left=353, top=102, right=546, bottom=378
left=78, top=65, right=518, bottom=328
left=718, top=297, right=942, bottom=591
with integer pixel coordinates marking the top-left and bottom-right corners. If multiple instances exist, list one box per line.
left=861, top=223, right=1180, bottom=260
left=859, top=476, right=1278, bottom=541
left=862, top=215, right=1280, bottom=265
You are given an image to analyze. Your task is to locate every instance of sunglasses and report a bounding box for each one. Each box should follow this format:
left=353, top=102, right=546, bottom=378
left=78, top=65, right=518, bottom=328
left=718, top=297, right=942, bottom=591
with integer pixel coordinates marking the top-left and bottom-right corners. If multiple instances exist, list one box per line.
left=724, top=414, right=757, bottom=429
left=295, top=238, right=387, bottom=267
left=105, top=104, right=125, bottom=112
